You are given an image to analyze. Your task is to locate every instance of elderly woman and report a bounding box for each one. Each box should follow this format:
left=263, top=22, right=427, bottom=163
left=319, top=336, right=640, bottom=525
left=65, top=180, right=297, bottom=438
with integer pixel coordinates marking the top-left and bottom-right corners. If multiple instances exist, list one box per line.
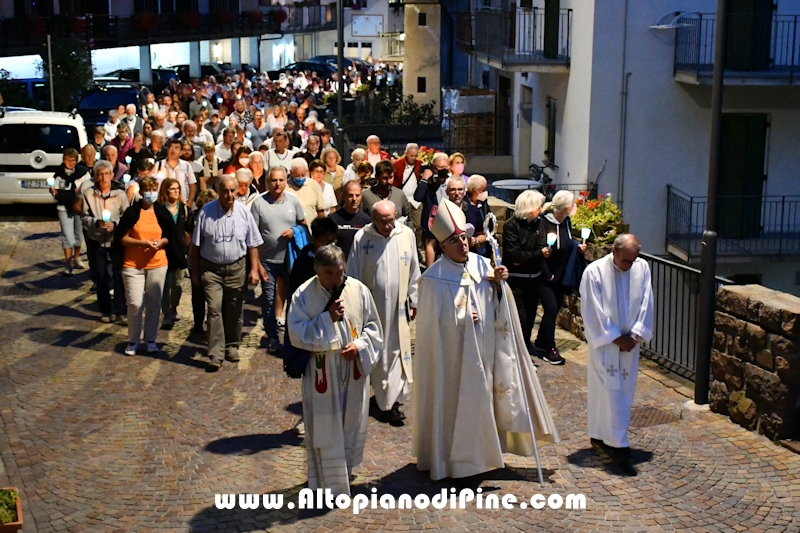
left=541, top=190, right=587, bottom=319
left=301, top=134, right=322, bottom=164
left=321, top=147, right=345, bottom=200
left=115, top=176, right=186, bottom=355
left=104, top=109, right=120, bottom=142
left=248, top=150, right=267, bottom=193
left=111, top=122, right=134, bottom=163
left=343, top=147, right=366, bottom=185
left=309, top=160, right=337, bottom=216
left=233, top=98, right=253, bottom=126
left=82, top=160, right=130, bottom=323
left=234, top=167, right=259, bottom=207
left=467, top=174, right=490, bottom=218
left=502, top=190, right=564, bottom=365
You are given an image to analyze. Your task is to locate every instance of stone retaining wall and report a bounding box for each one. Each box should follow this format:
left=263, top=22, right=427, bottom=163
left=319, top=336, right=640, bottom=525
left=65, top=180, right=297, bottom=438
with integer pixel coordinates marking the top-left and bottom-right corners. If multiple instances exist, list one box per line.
left=710, top=285, right=800, bottom=441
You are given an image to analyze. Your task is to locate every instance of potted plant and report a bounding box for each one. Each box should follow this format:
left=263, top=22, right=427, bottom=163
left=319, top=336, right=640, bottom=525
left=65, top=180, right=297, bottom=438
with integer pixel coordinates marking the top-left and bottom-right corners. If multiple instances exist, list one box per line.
left=571, top=191, right=627, bottom=260
left=0, top=488, right=23, bottom=533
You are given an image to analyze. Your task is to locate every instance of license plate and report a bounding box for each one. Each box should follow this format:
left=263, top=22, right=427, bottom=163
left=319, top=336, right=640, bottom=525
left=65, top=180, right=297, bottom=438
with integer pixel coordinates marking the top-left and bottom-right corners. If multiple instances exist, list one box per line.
left=20, top=180, right=50, bottom=189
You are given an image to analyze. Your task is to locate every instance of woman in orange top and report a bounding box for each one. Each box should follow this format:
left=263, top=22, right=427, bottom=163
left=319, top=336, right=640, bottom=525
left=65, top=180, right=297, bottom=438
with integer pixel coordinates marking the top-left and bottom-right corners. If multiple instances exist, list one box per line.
left=114, top=177, right=187, bottom=356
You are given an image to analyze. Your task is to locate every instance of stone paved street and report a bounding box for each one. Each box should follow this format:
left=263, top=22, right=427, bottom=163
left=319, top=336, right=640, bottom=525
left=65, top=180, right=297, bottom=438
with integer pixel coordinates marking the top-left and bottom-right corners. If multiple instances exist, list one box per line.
left=0, top=217, right=799, bottom=532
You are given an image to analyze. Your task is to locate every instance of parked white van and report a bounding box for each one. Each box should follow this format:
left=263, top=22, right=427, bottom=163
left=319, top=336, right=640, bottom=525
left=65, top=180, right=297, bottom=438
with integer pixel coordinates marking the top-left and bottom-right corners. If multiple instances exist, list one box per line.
left=0, top=109, right=88, bottom=204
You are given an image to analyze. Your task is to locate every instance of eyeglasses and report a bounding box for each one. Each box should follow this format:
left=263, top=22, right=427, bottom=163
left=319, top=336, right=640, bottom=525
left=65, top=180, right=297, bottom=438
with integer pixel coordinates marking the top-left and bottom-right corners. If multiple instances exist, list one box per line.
left=446, top=234, right=468, bottom=246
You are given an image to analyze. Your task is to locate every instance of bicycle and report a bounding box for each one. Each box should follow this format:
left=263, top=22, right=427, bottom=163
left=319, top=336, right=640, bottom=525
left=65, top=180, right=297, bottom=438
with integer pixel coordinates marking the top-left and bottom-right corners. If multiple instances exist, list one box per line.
left=528, top=161, right=560, bottom=201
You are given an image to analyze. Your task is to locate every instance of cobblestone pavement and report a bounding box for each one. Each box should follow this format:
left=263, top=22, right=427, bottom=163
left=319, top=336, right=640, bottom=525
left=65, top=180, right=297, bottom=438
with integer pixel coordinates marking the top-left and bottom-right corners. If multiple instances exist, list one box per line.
left=0, top=218, right=799, bottom=533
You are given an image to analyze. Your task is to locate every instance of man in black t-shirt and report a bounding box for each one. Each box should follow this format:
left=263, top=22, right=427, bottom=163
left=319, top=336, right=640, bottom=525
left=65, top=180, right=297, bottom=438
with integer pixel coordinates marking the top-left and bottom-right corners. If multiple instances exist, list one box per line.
left=329, top=180, right=371, bottom=258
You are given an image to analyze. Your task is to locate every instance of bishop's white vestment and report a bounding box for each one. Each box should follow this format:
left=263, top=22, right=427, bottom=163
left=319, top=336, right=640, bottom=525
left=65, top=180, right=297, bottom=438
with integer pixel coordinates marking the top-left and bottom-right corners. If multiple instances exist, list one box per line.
left=580, top=254, right=654, bottom=448
left=346, top=223, right=420, bottom=411
left=288, top=276, right=383, bottom=496
left=413, top=252, right=559, bottom=480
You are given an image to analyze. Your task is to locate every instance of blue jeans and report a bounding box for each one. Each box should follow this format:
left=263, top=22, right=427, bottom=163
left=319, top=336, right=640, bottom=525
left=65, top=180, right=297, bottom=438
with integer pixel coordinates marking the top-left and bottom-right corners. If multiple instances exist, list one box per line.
left=260, top=260, right=285, bottom=339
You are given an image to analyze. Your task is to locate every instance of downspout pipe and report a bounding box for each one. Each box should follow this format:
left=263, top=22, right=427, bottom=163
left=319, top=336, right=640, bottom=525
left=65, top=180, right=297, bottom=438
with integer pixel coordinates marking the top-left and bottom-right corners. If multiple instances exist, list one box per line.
left=616, top=0, right=629, bottom=208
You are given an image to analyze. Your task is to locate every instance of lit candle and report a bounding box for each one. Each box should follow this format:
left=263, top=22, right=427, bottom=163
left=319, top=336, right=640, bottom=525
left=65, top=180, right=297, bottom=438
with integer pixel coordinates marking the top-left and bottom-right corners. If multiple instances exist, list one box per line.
left=125, top=156, right=132, bottom=164
left=122, top=174, right=131, bottom=184
left=46, top=177, right=55, bottom=187
left=547, top=233, right=557, bottom=247
left=581, top=227, right=591, bottom=243
left=101, top=209, right=111, bottom=223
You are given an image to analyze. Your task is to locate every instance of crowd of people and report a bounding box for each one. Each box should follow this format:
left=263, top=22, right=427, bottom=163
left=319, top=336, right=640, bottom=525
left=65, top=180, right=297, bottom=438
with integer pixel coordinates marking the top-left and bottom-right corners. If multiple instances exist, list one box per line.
left=48, top=69, right=654, bottom=488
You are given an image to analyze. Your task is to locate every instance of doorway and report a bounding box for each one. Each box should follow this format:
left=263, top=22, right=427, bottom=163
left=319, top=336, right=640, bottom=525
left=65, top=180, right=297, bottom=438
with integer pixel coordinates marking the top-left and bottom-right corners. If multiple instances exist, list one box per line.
left=726, top=0, right=773, bottom=71
left=497, top=75, right=512, bottom=156
left=718, top=113, right=768, bottom=239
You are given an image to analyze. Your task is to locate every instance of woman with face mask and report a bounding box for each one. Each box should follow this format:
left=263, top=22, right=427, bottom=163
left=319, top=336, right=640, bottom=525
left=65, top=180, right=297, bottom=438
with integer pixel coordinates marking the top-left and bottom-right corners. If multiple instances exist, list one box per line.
left=114, top=177, right=187, bottom=356
left=224, top=146, right=253, bottom=175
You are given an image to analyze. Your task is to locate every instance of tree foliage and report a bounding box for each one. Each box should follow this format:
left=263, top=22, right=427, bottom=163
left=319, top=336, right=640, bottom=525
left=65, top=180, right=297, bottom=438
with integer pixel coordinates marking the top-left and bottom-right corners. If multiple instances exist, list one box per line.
left=38, top=37, right=93, bottom=111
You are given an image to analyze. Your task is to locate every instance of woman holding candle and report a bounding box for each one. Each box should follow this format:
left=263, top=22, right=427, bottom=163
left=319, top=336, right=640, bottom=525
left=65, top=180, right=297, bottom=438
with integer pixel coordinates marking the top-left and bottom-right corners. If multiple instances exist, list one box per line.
left=114, top=177, right=186, bottom=354
left=81, top=160, right=130, bottom=324
left=501, top=190, right=564, bottom=365
left=541, top=191, right=588, bottom=327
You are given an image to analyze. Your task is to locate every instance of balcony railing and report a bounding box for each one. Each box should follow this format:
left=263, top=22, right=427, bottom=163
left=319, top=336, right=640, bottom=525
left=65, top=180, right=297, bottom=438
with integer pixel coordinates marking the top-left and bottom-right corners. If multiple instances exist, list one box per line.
left=666, top=185, right=800, bottom=261
left=674, top=13, right=800, bottom=84
left=456, top=8, right=572, bottom=70
left=0, top=11, right=283, bottom=57
left=283, top=5, right=337, bottom=32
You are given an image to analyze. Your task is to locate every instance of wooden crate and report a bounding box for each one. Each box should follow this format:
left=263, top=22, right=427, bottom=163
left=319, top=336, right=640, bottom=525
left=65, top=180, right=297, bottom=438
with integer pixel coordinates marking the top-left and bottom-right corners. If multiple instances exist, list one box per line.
left=449, top=112, right=496, bottom=155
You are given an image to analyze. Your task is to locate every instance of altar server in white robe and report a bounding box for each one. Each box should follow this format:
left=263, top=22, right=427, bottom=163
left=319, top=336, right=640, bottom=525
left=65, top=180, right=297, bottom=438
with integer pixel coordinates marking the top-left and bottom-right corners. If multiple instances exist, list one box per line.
left=413, top=199, right=559, bottom=481
left=346, top=200, right=421, bottom=425
left=580, top=233, right=653, bottom=476
left=288, top=244, right=383, bottom=496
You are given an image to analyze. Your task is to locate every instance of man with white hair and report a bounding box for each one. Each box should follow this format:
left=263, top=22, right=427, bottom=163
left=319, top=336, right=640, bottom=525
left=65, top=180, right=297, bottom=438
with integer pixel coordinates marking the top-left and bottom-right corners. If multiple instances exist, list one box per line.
left=580, top=234, right=653, bottom=476
left=287, top=157, right=325, bottom=223
left=103, top=110, right=120, bottom=142
left=413, top=199, right=558, bottom=480
left=346, top=200, right=420, bottom=425
left=123, top=103, right=144, bottom=135
left=182, top=120, right=205, bottom=160
left=365, top=135, right=389, bottom=171
left=288, top=244, right=383, bottom=496
left=191, top=174, right=267, bottom=371
left=152, top=110, right=176, bottom=136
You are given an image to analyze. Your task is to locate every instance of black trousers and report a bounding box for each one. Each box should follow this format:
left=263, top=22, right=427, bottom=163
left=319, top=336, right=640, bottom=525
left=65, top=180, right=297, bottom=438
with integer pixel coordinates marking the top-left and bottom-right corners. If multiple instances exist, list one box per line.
left=87, top=239, right=125, bottom=316
left=508, top=275, right=558, bottom=351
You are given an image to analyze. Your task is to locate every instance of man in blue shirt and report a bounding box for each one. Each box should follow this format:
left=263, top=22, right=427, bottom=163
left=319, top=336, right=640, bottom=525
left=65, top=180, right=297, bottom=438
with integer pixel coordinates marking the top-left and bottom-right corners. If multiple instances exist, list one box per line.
left=191, top=174, right=267, bottom=371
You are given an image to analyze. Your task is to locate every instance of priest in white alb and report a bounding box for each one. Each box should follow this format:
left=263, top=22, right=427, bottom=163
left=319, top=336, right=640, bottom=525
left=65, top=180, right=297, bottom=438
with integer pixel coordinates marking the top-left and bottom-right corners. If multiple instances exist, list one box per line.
left=288, top=244, right=383, bottom=496
left=413, top=198, right=559, bottom=481
left=346, top=200, right=421, bottom=425
left=580, top=233, right=653, bottom=476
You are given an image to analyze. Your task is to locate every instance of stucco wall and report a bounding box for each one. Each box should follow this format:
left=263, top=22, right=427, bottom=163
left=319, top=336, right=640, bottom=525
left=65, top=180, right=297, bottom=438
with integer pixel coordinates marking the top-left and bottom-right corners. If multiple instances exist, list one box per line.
left=403, top=3, right=440, bottom=106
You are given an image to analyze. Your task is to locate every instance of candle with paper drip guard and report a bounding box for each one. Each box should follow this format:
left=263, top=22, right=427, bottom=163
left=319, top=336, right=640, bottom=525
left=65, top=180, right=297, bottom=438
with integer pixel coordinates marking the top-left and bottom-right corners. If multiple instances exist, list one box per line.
left=581, top=227, right=591, bottom=243
left=546, top=233, right=558, bottom=247
left=122, top=174, right=131, bottom=184
left=46, top=177, right=55, bottom=187
left=101, top=209, right=111, bottom=223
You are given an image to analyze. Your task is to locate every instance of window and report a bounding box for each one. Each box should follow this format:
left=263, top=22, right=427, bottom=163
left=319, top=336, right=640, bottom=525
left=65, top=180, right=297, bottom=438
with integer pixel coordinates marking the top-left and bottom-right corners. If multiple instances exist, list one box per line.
left=0, top=124, right=81, bottom=154
left=418, top=12, right=426, bottom=26
left=417, top=76, right=426, bottom=93
left=545, top=96, right=556, bottom=163
left=343, top=0, right=368, bottom=8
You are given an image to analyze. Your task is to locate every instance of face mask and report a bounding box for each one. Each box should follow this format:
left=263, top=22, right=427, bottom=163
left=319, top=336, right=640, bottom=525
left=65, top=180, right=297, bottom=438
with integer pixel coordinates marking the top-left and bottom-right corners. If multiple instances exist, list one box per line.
left=453, top=163, right=465, bottom=175
left=128, top=113, right=135, bottom=120
left=437, top=168, right=449, bottom=181
left=142, top=191, right=158, bottom=203
left=292, top=177, right=306, bottom=187
left=239, top=158, right=250, bottom=167
left=477, top=191, right=489, bottom=202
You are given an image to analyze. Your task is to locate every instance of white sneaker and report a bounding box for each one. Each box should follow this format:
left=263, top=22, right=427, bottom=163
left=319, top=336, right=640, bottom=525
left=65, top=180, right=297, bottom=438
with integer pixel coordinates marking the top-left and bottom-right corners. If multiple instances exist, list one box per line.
left=109, top=289, right=114, bottom=297
left=292, top=420, right=305, bottom=437
left=146, top=341, right=159, bottom=353
left=124, top=342, right=139, bottom=356
left=62, top=265, right=74, bottom=276
left=72, top=257, right=86, bottom=269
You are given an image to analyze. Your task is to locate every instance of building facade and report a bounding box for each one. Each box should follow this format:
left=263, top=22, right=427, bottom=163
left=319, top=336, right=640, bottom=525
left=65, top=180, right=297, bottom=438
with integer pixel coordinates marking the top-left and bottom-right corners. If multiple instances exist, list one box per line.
left=458, top=0, right=800, bottom=294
